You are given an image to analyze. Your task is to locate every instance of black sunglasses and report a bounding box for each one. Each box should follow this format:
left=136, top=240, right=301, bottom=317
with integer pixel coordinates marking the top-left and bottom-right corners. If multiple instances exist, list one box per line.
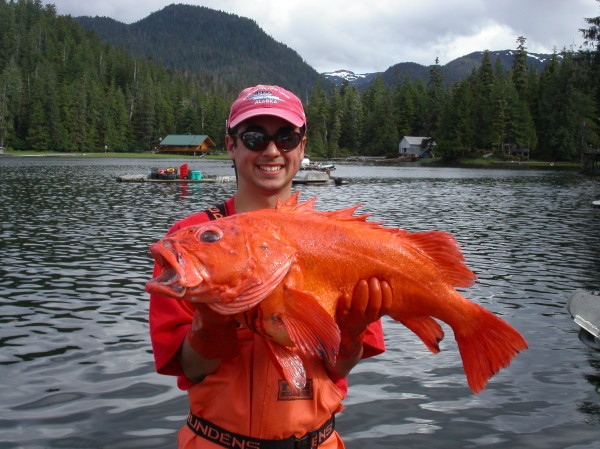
left=236, top=129, right=304, bottom=152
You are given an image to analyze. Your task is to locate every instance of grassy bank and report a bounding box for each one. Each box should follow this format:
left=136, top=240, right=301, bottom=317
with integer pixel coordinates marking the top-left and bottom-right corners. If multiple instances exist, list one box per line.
left=3, top=150, right=230, bottom=159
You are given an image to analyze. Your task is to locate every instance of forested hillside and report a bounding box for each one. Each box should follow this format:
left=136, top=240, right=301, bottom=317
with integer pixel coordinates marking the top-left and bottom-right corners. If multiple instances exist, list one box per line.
left=75, top=4, right=322, bottom=95
left=306, top=34, right=600, bottom=161
left=0, top=0, right=239, bottom=152
left=1, top=0, right=599, bottom=161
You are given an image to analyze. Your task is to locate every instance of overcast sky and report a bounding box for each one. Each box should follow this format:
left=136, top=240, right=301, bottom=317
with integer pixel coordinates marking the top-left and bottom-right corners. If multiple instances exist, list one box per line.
left=44, top=0, right=599, bottom=74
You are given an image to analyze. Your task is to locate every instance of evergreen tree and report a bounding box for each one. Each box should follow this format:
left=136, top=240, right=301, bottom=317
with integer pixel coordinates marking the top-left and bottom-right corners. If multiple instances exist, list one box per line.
left=338, top=82, right=363, bottom=153
left=327, top=87, right=342, bottom=157
left=436, top=79, right=475, bottom=159
left=0, top=58, right=21, bottom=146
left=306, top=82, right=329, bottom=156
left=393, top=77, right=418, bottom=139
left=27, top=98, right=50, bottom=150
left=361, top=77, right=398, bottom=156
left=473, top=50, right=496, bottom=148
left=512, top=36, right=529, bottom=98
left=490, top=77, right=512, bottom=152
left=424, top=57, right=445, bottom=136
left=536, top=50, right=583, bottom=160
left=508, top=88, right=537, bottom=154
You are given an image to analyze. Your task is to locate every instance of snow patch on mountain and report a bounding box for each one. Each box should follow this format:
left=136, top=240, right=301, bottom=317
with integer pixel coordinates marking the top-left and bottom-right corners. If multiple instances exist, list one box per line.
left=321, top=70, right=368, bottom=82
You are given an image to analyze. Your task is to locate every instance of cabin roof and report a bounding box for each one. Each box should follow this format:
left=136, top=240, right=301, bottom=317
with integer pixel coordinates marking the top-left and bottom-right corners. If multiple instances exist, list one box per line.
left=160, top=135, right=214, bottom=146
left=401, top=136, right=434, bottom=145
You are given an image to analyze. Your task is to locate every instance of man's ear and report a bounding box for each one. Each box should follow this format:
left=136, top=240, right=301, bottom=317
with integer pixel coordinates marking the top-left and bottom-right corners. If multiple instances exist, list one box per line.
left=299, top=135, right=307, bottom=158
left=225, top=134, right=236, bottom=160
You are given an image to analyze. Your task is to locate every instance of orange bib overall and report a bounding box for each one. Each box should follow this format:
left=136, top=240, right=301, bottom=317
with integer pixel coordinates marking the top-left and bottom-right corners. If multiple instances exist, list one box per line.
left=177, top=326, right=345, bottom=448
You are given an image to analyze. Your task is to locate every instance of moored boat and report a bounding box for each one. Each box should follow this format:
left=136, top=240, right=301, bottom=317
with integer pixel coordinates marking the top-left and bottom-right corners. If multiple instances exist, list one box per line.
left=567, top=290, right=600, bottom=351
left=300, top=157, right=335, bottom=172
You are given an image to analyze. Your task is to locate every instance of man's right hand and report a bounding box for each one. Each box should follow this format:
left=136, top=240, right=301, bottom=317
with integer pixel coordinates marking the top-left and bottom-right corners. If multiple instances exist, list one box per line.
left=186, top=304, right=239, bottom=360
left=178, top=304, right=239, bottom=383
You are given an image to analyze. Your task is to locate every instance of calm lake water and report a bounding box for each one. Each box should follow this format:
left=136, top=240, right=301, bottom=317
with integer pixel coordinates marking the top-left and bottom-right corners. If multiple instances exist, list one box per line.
left=1, top=156, right=599, bottom=449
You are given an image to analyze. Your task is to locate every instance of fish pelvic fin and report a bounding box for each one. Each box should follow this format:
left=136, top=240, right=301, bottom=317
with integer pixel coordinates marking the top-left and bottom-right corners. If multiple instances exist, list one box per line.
left=280, top=288, right=341, bottom=368
left=456, top=307, right=528, bottom=393
left=264, top=338, right=307, bottom=394
left=404, top=231, right=477, bottom=288
left=399, top=316, right=445, bottom=353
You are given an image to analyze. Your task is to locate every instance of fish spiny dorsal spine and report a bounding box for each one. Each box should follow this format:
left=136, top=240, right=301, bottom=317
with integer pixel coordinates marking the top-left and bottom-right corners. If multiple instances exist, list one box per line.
left=278, top=192, right=371, bottom=222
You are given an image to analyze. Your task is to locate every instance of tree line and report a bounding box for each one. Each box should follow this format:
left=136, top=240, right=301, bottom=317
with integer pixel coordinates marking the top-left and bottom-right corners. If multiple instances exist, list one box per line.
left=1, top=0, right=600, bottom=161
left=307, top=35, right=599, bottom=161
left=0, top=0, right=235, bottom=153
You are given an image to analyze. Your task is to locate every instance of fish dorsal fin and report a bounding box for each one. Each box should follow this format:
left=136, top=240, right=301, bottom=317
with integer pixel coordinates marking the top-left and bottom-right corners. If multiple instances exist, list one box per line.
left=279, top=192, right=372, bottom=222
left=277, top=191, right=311, bottom=211
left=323, top=205, right=372, bottom=222
left=280, top=288, right=340, bottom=367
left=403, top=231, right=476, bottom=288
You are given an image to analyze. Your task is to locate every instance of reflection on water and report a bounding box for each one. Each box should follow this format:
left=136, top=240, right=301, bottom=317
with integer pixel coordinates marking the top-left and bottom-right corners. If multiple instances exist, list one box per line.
left=1, top=157, right=599, bottom=449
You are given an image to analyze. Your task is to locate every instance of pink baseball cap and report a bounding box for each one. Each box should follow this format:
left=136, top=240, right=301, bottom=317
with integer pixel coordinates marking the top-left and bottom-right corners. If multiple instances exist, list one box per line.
left=227, top=85, right=306, bottom=129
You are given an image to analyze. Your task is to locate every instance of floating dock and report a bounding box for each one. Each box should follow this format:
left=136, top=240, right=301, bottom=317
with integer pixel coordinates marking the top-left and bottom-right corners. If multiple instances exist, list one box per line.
left=117, top=171, right=347, bottom=186
left=116, top=174, right=236, bottom=183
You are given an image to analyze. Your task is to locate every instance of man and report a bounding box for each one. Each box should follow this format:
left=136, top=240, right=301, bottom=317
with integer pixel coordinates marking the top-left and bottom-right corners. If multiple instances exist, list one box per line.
left=149, top=85, right=390, bottom=448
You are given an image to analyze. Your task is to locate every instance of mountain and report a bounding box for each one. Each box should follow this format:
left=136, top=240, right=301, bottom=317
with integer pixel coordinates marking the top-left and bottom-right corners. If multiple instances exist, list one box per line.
left=321, top=70, right=381, bottom=87
left=75, top=4, right=324, bottom=95
left=76, top=4, right=554, bottom=93
left=323, top=50, right=555, bottom=88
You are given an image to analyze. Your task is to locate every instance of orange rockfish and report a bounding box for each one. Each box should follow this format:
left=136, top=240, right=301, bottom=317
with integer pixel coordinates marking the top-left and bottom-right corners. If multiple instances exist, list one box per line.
left=146, top=193, right=527, bottom=394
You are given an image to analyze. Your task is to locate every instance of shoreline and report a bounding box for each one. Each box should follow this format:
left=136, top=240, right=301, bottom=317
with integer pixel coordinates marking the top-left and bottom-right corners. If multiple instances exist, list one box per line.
left=0, top=151, right=586, bottom=171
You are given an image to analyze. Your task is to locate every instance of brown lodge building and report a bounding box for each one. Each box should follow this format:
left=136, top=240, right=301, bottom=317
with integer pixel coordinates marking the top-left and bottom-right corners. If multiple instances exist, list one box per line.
left=156, top=135, right=216, bottom=154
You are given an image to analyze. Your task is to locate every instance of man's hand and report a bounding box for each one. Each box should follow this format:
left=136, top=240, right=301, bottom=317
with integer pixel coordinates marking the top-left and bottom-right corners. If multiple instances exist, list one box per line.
left=186, top=304, right=239, bottom=361
left=336, top=278, right=392, bottom=359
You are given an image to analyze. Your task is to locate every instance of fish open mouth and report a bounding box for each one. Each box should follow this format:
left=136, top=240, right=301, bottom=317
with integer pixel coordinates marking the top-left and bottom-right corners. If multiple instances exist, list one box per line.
left=145, top=242, right=210, bottom=299
left=146, top=265, right=187, bottom=297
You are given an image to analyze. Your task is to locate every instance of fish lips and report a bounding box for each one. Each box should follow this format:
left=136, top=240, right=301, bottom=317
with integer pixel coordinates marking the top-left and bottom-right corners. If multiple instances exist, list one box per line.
left=145, top=241, right=213, bottom=300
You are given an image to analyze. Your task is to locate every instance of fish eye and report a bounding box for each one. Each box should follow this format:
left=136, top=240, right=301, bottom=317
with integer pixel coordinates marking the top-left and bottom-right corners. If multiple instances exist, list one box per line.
left=199, top=229, right=222, bottom=243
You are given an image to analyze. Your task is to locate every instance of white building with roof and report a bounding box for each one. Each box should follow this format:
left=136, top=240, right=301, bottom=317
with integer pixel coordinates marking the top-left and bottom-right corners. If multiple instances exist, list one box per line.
left=398, top=136, right=436, bottom=157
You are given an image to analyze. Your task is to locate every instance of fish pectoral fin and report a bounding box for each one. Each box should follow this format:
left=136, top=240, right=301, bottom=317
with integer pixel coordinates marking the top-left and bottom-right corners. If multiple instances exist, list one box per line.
left=264, top=338, right=307, bottom=394
left=281, top=288, right=340, bottom=368
left=398, top=316, right=444, bottom=353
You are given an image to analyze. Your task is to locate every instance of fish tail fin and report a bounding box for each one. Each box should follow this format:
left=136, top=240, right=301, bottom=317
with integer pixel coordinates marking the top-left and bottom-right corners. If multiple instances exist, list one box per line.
left=399, top=316, right=444, bottom=353
left=455, top=307, right=528, bottom=393
left=281, top=288, right=340, bottom=367
left=264, top=339, right=307, bottom=394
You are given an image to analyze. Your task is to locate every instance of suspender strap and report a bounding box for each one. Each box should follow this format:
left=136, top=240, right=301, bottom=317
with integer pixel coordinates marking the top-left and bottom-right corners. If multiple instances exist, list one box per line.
left=186, top=410, right=335, bottom=449
left=204, top=202, right=228, bottom=221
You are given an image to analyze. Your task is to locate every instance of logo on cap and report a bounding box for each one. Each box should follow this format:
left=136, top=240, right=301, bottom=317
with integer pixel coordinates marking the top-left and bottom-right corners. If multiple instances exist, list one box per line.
left=247, top=89, right=284, bottom=104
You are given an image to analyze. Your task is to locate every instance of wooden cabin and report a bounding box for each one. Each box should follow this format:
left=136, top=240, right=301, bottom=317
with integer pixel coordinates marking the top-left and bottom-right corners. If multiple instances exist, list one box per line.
left=157, top=135, right=215, bottom=155
left=398, top=136, right=436, bottom=158
left=502, top=143, right=530, bottom=160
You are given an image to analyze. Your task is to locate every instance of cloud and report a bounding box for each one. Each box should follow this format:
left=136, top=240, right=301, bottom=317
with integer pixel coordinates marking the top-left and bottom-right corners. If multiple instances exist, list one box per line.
left=45, top=0, right=599, bottom=73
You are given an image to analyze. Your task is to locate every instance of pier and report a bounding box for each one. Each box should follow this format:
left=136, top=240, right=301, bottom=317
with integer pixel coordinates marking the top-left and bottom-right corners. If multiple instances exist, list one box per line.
left=582, top=148, right=600, bottom=174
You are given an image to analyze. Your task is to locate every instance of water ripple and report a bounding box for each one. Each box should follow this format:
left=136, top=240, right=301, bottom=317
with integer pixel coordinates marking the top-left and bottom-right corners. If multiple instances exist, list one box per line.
left=1, top=158, right=599, bottom=448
